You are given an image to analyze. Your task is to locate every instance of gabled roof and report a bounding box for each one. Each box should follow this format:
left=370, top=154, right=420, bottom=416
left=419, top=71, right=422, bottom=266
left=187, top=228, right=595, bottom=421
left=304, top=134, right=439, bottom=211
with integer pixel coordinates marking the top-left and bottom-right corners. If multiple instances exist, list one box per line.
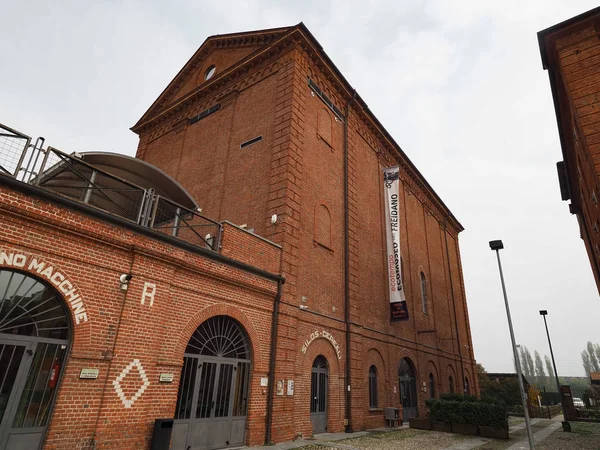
left=131, top=23, right=464, bottom=232
left=591, top=372, right=600, bottom=383
left=132, top=25, right=295, bottom=130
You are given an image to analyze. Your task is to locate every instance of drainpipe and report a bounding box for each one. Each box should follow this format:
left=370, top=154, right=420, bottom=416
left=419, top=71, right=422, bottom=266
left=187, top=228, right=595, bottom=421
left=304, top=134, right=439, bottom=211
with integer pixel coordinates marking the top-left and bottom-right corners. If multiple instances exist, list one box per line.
left=443, top=222, right=465, bottom=392
left=344, top=90, right=356, bottom=433
left=265, top=277, right=284, bottom=445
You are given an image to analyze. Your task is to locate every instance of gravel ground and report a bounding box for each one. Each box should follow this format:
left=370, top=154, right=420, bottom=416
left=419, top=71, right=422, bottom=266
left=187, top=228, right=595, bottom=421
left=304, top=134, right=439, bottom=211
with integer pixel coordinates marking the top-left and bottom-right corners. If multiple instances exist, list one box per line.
left=535, top=421, right=600, bottom=450
left=296, top=429, right=469, bottom=450
left=475, top=420, right=553, bottom=450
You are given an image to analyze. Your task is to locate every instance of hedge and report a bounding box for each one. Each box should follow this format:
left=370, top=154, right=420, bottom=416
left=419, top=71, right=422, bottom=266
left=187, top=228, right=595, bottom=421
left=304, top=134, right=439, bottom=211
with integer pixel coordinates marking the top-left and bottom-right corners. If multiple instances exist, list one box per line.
left=426, top=395, right=508, bottom=429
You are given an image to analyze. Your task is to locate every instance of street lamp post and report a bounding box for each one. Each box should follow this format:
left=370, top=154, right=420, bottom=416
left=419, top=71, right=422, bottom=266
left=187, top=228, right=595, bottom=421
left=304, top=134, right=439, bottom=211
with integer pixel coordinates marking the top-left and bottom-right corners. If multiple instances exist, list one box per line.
left=489, top=240, right=535, bottom=450
left=539, top=310, right=571, bottom=432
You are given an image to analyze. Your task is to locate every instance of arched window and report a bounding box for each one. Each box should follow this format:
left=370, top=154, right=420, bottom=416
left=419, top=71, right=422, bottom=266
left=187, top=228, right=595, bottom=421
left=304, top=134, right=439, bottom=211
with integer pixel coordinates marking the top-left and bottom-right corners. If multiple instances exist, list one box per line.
left=315, top=203, right=332, bottom=249
left=464, top=376, right=471, bottom=395
left=449, top=375, right=454, bottom=394
left=429, top=373, right=435, bottom=398
left=369, top=365, right=378, bottom=408
left=420, top=272, right=428, bottom=314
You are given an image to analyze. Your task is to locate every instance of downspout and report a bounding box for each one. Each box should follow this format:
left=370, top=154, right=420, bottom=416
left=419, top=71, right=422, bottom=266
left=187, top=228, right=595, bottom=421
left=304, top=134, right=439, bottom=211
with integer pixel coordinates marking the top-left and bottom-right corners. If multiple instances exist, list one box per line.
left=443, top=222, right=465, bottom=392
left=344, top=90, right=356, bottom=433
left=90, top=252, right=135, bottom=449
left=265, top=277, right=284, bottom=445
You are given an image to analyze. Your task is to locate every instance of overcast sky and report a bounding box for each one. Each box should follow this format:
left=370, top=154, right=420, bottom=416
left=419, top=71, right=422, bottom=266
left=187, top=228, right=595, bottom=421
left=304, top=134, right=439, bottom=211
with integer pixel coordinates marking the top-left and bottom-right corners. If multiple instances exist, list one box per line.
left=2, top=1, right=599, bottom=377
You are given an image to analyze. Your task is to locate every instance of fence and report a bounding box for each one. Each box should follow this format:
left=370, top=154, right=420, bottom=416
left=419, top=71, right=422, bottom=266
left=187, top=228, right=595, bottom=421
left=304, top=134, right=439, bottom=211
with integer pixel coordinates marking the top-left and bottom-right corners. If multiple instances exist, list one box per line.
left=0, top=121, right=221, bottom=252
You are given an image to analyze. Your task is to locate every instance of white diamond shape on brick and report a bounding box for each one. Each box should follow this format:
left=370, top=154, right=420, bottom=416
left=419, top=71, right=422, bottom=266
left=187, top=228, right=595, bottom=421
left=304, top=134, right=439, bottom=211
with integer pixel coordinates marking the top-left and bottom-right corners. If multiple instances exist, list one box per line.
left=112, top=359, right=150, bottom=408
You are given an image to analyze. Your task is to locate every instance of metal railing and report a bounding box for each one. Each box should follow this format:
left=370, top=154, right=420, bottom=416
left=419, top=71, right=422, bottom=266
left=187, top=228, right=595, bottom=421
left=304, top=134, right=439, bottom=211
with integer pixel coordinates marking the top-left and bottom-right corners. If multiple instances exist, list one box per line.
left=0, top=121, right=221, bottom=252
left=150, top=196, right=221, bottom=252
left=0, top=123, right=31, bottom=176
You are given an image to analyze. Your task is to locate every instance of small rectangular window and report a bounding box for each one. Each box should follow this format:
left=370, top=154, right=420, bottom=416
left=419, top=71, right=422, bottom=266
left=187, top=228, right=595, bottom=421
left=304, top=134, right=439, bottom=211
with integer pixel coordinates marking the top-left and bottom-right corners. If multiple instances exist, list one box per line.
left=240, top=136, right=262, bottom=149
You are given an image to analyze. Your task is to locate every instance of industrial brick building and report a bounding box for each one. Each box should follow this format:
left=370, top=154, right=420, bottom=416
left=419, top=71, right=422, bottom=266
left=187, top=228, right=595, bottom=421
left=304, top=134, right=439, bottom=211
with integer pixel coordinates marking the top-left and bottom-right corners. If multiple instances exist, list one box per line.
left=538, top=6, right=600, bottom=295
left=0, top=23, right=478, bottom=450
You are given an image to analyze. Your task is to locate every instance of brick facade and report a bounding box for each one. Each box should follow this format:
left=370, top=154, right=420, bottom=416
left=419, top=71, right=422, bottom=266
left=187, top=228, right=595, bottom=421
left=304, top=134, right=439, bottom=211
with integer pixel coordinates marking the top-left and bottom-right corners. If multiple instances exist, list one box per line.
left=133, top=24, right=479, bottom=441
left=539, top=6, right=600, bottom=294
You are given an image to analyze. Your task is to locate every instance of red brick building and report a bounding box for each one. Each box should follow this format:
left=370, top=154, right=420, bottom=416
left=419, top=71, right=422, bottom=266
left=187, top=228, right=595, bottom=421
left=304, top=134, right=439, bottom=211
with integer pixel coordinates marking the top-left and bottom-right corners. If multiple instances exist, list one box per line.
left=0, top=23, right=478, bottom=450
left=132, top=23, right=478, bottom=445
left=538, top=6, right=600, bottom=294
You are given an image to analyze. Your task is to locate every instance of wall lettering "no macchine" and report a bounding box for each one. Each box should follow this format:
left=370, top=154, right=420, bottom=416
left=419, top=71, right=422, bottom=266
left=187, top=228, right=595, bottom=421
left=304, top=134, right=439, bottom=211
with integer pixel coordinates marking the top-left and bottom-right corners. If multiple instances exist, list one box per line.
left=0, top=251, right=89, bottom=324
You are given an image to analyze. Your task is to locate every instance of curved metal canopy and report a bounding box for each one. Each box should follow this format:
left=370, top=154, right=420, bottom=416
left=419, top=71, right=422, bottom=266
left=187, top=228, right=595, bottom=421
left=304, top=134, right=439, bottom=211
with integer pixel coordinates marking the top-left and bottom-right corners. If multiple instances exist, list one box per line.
left=80, top=152, right=197, bottom=209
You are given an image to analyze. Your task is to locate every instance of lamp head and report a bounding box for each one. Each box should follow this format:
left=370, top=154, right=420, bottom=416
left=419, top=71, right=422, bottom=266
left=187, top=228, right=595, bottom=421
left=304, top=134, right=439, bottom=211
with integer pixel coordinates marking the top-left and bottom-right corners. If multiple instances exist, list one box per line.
left=489, top=240, right=504, bottom=251
left=539, top=310, right=548, bottom=316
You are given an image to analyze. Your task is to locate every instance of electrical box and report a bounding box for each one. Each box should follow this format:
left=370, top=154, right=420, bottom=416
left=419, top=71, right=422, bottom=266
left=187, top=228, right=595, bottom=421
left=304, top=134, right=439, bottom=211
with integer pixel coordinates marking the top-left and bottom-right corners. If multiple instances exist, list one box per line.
left=384, top=407, right=399, bottom=420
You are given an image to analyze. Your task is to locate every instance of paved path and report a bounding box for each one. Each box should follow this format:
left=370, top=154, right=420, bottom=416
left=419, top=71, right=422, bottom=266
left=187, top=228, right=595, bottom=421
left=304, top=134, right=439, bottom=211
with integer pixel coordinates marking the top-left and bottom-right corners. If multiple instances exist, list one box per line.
left=246, top=427, right=401, bottom=450
left=246, top=419, right=562, bottom=450
left=505, top=421, right=562, bottom=450
left=440, top=436, right=491, bottom=450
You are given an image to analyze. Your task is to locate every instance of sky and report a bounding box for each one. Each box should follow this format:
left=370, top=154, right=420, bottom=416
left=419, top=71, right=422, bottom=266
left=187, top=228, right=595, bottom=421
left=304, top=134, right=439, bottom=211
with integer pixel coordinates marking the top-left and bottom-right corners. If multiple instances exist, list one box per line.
left=1, top=0, right=599, bottom=377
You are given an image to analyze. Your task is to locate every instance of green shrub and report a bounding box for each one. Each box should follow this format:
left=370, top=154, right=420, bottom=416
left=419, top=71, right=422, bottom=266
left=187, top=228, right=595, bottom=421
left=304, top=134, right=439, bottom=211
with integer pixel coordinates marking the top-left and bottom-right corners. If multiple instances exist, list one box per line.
left=426, top=397, right=508, bottom=429
left=439, top=393, right=478, bottom=402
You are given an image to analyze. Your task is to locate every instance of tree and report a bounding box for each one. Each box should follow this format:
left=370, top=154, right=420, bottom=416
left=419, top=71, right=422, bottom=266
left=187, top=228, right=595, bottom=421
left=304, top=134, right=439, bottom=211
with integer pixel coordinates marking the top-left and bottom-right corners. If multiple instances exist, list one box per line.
left=583, top=351, right=592, bottom=377
left=581, top=341, right=600, bottom=376
left=545, top=355, right=554, bottom=379
left=588, top=342, right=600, bottom=372
left=519, top=346, right=534, bottom=378
left=534, top=351, right=545, bottom=378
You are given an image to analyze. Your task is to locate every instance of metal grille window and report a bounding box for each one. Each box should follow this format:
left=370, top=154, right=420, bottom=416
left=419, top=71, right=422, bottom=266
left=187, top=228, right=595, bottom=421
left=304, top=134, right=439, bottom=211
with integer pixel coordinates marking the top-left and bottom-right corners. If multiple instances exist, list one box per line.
left=464, top=377, right=470, bottom=395
left=420, top=272, right=428, bottom=314
left=185, top=316, right=250, bottom=359
left=0, top=269, right=69, bottom=339
left=368, top=365, right=378, bottom=408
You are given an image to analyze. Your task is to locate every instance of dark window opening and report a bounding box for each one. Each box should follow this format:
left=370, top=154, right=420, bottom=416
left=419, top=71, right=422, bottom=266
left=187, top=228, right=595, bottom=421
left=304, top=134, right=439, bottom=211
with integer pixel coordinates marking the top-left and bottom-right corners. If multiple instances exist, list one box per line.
left=240, top=136, right=263, bottom=149
left=369, top=365, right=378, bottom=408
left=429, top=373, right=435, bottom=398
left=189, top=104, right=221, bottom=125
left=449, top=375, right=454, bottom=393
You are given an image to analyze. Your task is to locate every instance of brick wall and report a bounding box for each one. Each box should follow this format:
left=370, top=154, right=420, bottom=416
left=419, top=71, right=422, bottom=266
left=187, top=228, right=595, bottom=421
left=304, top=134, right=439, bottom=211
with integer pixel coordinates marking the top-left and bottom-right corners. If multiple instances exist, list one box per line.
left=0, top=183, right=280, bottom=449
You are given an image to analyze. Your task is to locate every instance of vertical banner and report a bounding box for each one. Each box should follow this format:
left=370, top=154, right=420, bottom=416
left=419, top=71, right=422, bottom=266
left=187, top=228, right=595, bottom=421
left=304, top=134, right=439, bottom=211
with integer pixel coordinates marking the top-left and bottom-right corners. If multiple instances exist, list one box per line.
left=383, top=166, right=409, bottom=321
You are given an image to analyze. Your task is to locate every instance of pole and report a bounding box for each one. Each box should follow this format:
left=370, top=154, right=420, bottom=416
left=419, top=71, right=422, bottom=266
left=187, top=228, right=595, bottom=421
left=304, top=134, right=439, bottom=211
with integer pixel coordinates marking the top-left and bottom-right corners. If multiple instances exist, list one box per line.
left=494, top=249, right=535, bottom=449
left=542, top=314, right=570, bottom=429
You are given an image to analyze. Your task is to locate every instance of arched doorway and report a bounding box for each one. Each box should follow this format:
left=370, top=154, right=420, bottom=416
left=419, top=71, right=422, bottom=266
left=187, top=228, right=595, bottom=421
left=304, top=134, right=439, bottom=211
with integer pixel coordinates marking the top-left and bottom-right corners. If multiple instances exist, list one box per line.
left=310, top=355, right=328, bottom=434
left=398, top=358, right=418, bottom=419
left=172, top=316, right=251, bottom=450
left=0, top=269, right=70, bottom=450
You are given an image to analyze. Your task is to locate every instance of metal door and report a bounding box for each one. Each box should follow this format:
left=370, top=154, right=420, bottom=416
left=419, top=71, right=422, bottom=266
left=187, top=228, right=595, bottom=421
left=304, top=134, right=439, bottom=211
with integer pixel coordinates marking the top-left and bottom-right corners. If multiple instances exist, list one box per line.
left=310, top=356, right=328, bottom=434
left=398, top=358, right=418, bottom=420
left=173, top=357, right=248, bottom=450
left=172, top=316, right=251, bottom=450
left=0, top=267, right=71, bottom=450
left=0, top=339, right=36, bottom=450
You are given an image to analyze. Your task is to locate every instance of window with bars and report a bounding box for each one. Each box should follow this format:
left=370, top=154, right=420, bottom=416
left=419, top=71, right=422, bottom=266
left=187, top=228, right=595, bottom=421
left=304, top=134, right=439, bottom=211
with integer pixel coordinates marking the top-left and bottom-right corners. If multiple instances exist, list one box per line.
left=368, top=365, right=378, bottom=408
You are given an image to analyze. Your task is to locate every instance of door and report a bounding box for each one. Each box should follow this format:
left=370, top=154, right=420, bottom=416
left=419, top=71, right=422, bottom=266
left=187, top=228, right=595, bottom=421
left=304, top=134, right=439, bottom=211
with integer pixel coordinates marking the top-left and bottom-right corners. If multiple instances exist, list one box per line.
left=0, top=339, right=35, bottom=450
left=172, top=316, right=251, bottom=450
left=174, top=358, right=248, bottom=450
left=310, top=356, right=328, bottom=434
left=0, top=269, right=71, bottom=450
left=398, top=358, right=418, bottom=420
